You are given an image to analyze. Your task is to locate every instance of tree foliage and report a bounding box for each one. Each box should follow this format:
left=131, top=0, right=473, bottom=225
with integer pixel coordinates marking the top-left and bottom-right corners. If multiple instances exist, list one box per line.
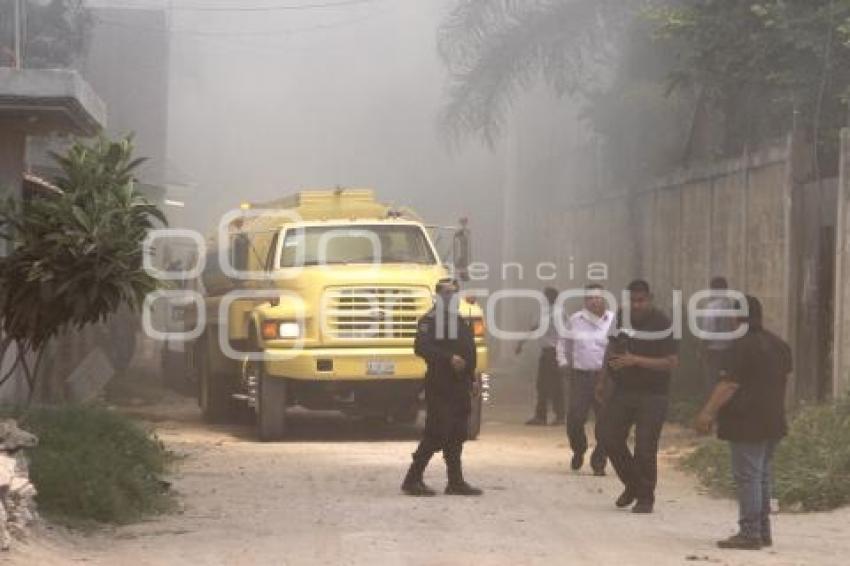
left=439, top=0, right=850, bottom=179
left=0, top=136, right=165, bottom=397
left=581, top=13, right=697, bottom=185
left=0, top=0, right=92, bottom=68
left=650, top=0, right=850, bottom=165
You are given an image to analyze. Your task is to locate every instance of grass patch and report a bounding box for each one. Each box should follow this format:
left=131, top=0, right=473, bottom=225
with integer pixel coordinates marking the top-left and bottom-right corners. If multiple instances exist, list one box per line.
left=13, top=405, right=176, bottom=525
left=681, top=397, right=850, bottom=512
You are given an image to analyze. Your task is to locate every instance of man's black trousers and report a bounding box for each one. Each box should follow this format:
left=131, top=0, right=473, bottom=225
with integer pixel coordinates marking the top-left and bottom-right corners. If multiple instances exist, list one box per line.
left=566, top=369, right=607, bottom=471
left=601, top=390, right=668, bottom=503
left=410, top=396, right=470, bottom=483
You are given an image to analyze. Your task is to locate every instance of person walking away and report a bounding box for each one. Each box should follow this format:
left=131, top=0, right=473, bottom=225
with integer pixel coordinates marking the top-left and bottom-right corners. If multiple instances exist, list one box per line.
left=695, top=295, right=791, bottom=550
left=402, top=278, right=482, bottom=497
left=452, top=217, right=472, bottom=282
left=516, top=287, right=565, bottom=426
left=697, top=276, right=735, bottom=398
left=556, top=284, right=614, bottom=475
left=601, top=279, right=679, bottom=514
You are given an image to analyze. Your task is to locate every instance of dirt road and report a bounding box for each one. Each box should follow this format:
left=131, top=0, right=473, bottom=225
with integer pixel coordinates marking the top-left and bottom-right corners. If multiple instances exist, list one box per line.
left=9, top=378, right=850, bottom=566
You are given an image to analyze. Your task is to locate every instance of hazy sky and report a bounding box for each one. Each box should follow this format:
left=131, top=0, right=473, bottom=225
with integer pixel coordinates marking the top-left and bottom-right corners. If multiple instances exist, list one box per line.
left=86, top=1, right=506, bottom=272
left=142, top=1, right=505, bottom=257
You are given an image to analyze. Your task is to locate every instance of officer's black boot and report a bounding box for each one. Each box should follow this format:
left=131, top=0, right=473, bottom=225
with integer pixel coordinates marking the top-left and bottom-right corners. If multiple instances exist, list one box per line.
left=401, top=451, right=436, bottom=497
left=444, top=443, right=483, bottom=496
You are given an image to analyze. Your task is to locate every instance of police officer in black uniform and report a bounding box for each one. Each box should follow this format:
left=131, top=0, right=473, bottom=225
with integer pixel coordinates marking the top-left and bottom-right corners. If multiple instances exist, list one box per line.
left=401, top=278, right=482, bottom=497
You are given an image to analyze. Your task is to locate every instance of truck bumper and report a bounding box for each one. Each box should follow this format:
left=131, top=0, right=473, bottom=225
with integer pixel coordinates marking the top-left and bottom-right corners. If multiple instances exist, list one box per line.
left=264, top=345, right=488, bottom=381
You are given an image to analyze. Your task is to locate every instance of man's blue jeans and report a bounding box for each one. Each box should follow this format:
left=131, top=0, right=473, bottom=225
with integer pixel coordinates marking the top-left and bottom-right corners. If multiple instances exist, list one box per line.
left=729, top=440, right=779, bottom=539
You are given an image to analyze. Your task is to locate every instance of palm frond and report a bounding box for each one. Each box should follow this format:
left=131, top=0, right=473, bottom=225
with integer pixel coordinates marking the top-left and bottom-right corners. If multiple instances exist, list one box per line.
left=438, top=0, right=530, bottom=72
left=438, top=0, right=631, bottom=145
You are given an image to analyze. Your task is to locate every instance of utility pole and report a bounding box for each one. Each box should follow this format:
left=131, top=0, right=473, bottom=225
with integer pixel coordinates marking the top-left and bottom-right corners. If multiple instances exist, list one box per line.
left=13, top=0, right=23, bottom=69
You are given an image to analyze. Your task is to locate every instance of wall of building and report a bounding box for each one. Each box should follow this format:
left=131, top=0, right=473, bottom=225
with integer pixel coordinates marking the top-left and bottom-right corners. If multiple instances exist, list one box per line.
left=505, top=133, right=837, bottom=403
left=518, top=140, right=790, bottom=324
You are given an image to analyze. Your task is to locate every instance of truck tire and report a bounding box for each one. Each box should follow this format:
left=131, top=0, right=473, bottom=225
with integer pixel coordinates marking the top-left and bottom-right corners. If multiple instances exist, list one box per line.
left=198, top=339, right=233, bottom=423
left=256, top=367, right=289, bottom=441
left=467, top=384, right=483, bottom=441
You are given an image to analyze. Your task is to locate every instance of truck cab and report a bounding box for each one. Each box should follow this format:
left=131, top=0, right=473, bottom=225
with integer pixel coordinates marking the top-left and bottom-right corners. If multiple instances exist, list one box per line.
left=191, top=189, right=488, bottom=440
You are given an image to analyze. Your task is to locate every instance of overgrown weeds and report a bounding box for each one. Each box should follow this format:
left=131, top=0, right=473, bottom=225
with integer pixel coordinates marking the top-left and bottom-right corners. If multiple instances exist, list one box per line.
left=681, top=397, right=850, bottom=512
left=13, top=405, right=175, bottom=525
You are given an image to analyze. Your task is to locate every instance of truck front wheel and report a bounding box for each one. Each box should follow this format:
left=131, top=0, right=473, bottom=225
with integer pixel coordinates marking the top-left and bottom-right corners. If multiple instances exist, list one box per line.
left=198, top=339, right=234, bottom=423
left=256, top=364, right=289, bottom=441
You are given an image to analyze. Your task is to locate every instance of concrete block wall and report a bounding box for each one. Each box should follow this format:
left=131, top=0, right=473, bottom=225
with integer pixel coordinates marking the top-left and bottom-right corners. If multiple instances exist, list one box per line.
left=516, top=139, right=793, bottom=332
left=508, top=138, right=808, bottom=396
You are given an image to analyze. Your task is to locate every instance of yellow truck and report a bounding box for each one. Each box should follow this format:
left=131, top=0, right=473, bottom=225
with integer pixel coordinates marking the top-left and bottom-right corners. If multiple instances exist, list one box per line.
left=189, top=189, right=488, bottom=440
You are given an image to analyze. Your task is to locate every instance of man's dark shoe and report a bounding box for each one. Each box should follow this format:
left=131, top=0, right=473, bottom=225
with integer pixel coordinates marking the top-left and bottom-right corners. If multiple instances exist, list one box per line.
left=615, top=488, right=637, bottom=508
left=631, top=500, right=654, bottom=514
left=445, top=481, right=483, bottom=496
left=401, top=479, right=436, bottom=497
left=717, top=533, right=762, bottom=550
left=525, top=417, right=546, bottom=426
left=592, top=467, right=606, bottom=477
left=570, top=453, right=584, bottom=471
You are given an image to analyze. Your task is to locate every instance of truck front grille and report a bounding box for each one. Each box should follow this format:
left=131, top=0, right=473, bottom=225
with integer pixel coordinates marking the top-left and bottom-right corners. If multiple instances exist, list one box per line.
left=323, top=286, right=432, bottom=340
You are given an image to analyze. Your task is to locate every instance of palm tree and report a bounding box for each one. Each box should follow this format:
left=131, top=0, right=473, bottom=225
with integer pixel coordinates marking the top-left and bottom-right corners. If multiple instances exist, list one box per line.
left=437, top=0, right=633, bottom=145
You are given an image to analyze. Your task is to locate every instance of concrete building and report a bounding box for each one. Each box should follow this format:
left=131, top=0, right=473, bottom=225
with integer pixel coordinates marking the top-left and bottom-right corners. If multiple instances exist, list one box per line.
left=26, top=6, right=171, bottom=184
left=0, top=67, right=105, bottom=226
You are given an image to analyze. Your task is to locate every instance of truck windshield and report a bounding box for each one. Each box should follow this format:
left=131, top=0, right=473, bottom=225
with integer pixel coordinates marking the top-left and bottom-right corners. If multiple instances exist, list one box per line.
left=279, top=225, right=437, bottom=267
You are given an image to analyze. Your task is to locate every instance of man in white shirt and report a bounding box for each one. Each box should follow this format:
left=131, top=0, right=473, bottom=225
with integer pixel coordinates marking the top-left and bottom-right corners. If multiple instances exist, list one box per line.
left=557, top=284, right=614, bottom=474
left=516, top=287, right=566, bottom=426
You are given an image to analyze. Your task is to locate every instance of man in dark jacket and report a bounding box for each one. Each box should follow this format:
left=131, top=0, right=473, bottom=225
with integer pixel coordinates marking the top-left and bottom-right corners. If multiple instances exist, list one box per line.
left=601, top=279, right=679, bottom=514
left=401, top=278, right=482, bottom=497
left=695, top=295, right=792, bottom=550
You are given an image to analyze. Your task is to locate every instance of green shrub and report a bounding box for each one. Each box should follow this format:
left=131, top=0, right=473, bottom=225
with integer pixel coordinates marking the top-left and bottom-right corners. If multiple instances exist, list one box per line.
left=681, top=398, right=850, bottom=512
left=680, top=439, right=735, bottom=496
left=16, top=406, right=175, bottom=525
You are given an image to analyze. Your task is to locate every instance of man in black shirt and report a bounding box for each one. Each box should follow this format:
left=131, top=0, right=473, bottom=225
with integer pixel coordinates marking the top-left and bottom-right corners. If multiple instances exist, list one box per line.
left=402, top=278, right=482, bottom=497
left=600, top=279, right=679, bottom=514
left=695, top=295, right=791, bottom=550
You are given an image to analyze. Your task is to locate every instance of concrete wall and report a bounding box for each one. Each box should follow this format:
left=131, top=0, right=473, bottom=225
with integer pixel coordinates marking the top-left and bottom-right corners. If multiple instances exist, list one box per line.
left=518, top=139, right=793, bottom=327
left=505, top=135, right=841, bottom=402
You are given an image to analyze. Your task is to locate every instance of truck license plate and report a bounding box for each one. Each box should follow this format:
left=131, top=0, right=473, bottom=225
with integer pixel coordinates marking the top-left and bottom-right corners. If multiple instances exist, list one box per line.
left=366, top=360, right=395, bottom=376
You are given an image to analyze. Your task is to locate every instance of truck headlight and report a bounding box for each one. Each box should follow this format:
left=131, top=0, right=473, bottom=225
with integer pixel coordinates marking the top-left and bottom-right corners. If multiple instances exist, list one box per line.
left=261, top=321, right=301, bottom=339
left=278, top=322, right=301, bottom=339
